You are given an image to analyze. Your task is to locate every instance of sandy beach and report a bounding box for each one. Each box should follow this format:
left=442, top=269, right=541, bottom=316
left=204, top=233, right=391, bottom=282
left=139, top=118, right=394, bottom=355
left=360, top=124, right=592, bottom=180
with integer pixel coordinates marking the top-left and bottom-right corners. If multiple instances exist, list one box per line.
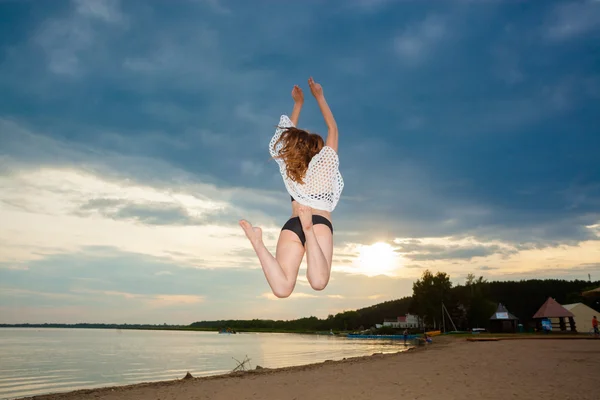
left=21, top=338, right=600, bottom=400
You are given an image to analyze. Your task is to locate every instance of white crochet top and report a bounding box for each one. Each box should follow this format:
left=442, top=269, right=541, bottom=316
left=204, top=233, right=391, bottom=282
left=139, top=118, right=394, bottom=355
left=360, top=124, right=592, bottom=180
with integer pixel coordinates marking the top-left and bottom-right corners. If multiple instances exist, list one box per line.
left=269, top=115, right=344, bottom=212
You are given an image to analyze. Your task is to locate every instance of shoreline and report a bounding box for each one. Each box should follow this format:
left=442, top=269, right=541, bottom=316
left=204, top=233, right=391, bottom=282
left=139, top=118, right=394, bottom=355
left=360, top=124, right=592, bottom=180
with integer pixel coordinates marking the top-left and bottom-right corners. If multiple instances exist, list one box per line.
left=18, top=343, right=426, bottom=400
left=13, top=335, right=600, bottom=400
left=16, top=337, right=600, bottom=399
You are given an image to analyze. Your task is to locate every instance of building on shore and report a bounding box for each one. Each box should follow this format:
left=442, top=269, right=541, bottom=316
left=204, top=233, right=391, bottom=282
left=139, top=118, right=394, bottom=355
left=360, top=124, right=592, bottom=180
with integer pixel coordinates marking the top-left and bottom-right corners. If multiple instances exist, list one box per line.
left=533, top=297, right=576, bottom=332
left=550, top=303, right=599, bottom=333
left=382, top=314, right=421, bottom=329
left=489, top=303, right=519, bottom=333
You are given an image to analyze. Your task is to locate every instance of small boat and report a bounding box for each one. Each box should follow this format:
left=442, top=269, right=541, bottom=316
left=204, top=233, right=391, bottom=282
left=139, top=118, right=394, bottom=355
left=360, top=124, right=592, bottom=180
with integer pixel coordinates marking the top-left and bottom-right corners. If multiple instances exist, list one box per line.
left=218, top=328, right=236, bottom=334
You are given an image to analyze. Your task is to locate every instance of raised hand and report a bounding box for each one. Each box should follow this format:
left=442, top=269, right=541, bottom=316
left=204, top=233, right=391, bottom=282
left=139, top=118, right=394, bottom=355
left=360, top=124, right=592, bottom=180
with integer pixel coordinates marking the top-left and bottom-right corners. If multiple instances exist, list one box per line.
left=291, top=85, right=304, bottom=104
left=308, top=77, right=323, bottom=99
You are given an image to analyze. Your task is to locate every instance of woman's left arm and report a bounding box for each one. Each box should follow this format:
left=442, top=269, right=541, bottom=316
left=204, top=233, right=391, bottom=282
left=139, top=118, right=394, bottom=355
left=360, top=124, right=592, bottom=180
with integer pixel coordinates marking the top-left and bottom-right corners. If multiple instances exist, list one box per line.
left=290, top=85, right=304, bottom=126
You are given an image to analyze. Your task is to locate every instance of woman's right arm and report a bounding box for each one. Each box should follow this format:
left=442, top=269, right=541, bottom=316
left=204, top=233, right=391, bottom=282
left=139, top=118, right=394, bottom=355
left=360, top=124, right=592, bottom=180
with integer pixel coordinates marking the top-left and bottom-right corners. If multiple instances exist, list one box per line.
left=309, top=77, right=338, bottom=152
left=316, top=96, right=338, bottom=152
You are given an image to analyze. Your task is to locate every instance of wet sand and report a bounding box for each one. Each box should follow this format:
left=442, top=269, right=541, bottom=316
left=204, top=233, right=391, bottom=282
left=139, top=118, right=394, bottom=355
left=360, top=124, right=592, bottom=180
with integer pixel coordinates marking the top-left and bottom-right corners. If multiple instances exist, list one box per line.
left=22, top=338, right=600, bottom=400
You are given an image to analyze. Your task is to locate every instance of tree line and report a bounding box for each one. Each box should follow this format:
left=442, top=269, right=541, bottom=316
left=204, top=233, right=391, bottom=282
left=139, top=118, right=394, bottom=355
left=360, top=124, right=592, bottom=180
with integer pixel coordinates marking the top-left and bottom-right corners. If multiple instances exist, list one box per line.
left=191, top=271, right=600, bottom=332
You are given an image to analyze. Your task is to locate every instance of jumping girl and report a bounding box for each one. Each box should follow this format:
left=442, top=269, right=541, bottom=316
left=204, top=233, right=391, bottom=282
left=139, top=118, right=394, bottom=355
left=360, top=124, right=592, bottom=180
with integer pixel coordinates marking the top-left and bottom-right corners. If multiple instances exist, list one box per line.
left=239, top=77, right=344, bottom=298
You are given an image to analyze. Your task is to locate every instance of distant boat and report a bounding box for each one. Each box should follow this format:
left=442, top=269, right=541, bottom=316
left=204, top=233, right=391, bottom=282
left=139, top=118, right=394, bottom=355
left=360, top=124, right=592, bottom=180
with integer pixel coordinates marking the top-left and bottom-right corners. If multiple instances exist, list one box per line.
left=218, top=328, right=236, bottom=334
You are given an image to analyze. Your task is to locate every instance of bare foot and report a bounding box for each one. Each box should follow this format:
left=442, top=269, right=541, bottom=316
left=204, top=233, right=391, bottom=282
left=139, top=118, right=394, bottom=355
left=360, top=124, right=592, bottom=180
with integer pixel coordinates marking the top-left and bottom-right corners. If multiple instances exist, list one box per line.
left=239, top=219, right=263, bottom=247
left=298, top=205, right=313, bottom=231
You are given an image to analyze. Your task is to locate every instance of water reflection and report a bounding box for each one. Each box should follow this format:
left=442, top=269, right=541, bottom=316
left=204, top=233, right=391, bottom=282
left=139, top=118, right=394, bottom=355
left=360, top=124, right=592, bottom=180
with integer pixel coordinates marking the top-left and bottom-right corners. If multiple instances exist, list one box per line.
left=0, top=328, right=412, bottom=399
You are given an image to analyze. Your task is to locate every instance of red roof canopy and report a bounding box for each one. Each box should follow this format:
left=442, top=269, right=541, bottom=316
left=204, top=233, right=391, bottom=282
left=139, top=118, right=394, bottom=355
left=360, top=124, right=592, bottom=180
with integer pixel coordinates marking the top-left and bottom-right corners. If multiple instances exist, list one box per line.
left=533, top=297, right=574, bottom=319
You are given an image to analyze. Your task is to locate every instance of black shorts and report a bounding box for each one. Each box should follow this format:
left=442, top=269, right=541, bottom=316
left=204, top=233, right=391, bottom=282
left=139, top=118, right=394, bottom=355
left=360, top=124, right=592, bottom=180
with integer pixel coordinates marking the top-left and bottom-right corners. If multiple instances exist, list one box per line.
left=281, top=215, right=333, bottom=246
left=286, top=195, right=333, bottom=245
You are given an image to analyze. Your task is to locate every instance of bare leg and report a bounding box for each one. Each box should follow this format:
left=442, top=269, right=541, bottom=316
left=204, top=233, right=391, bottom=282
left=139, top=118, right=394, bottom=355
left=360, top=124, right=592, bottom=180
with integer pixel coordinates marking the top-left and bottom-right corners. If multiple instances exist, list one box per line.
left=239, top=219, right=304, bottom=298
left=297, top=206, right=333, bottom=291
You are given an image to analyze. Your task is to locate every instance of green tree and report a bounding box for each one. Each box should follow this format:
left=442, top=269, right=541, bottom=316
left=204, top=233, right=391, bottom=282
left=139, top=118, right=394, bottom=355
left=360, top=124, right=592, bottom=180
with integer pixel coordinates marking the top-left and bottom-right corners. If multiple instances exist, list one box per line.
left=333, top=311, right=360, bottom=330
left=411, top=270, right=452, bottom=329
left=465, top=274, right=494, bottom=328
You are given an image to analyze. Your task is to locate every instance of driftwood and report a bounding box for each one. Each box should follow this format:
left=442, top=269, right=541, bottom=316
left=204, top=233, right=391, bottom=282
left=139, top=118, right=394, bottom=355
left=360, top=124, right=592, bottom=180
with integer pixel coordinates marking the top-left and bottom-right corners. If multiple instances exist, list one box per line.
left=231, top=355, right=252, bottom=372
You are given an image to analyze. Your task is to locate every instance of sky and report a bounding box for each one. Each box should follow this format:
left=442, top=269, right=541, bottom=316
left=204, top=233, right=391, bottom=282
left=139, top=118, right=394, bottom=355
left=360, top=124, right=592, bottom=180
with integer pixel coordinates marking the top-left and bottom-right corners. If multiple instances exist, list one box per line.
left=1, top=0, right=599, bottom=325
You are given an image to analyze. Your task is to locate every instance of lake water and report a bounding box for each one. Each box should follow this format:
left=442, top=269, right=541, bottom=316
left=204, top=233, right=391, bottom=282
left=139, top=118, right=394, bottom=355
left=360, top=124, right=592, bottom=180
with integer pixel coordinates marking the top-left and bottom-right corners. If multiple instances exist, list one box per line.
left=0, top=328, right=412, bottom=399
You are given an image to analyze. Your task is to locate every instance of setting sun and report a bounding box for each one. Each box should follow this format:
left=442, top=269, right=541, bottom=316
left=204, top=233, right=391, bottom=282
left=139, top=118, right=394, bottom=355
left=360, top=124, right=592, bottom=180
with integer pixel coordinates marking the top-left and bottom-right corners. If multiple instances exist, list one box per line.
left=357, top=242, right=398, bottom=276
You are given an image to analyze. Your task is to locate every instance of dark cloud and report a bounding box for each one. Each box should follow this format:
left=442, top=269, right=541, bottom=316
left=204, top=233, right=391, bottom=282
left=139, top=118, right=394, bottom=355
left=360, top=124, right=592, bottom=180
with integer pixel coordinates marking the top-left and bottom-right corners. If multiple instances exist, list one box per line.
left=79, top=198, right=123, bottom=210
left=477, top=266, right=498, bottom=271
left=77, top=198, right=232, bottom=226
left=115, top=203, right=194, bottom=225
left=394, top=240, right=517, bottom=262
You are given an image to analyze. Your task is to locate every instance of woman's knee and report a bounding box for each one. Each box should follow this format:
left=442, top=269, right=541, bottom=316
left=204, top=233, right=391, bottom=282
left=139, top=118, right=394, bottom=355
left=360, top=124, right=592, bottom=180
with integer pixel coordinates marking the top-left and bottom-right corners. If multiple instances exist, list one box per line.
left=309, top=276, right=329, bottom=291
left=272, top=283, right=295, bottom=298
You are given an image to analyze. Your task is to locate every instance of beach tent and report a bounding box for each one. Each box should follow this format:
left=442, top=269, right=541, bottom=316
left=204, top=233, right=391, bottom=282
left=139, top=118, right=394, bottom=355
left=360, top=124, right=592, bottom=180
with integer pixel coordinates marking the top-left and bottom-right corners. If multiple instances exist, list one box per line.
left=551, top=303, right=599, bottom=334
left=532, top=297, right=576, bottom=332
left=489, top=303, right=519, bottom=333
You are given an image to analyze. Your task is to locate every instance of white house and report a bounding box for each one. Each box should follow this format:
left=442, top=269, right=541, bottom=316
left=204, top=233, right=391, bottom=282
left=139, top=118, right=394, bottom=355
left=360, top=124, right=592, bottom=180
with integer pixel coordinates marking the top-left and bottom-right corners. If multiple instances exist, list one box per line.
left=398, top=314, right=421, bottom=329
left=382, top=318, right=399, bottom=327
left=382, top=314, right=421, bottom=329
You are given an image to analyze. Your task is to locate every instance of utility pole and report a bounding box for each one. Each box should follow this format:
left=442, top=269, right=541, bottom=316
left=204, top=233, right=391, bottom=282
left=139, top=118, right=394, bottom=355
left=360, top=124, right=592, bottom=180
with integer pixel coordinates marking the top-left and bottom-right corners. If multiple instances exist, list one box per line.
left=442, top=302, right=458, bottom=332
left=441, top=302, right=446, bottom=333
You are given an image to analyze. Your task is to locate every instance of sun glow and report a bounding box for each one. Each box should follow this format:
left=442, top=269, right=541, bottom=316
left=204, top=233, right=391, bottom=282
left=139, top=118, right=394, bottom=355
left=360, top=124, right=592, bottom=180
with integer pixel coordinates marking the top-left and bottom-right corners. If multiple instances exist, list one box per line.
left=357, top=242, right=398, bottom=276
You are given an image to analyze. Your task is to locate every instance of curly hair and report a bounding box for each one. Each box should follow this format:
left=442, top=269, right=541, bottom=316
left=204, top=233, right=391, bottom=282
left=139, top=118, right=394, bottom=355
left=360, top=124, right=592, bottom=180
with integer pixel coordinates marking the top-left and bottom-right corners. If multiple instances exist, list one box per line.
left=273, top=126, right=324, bottom=184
